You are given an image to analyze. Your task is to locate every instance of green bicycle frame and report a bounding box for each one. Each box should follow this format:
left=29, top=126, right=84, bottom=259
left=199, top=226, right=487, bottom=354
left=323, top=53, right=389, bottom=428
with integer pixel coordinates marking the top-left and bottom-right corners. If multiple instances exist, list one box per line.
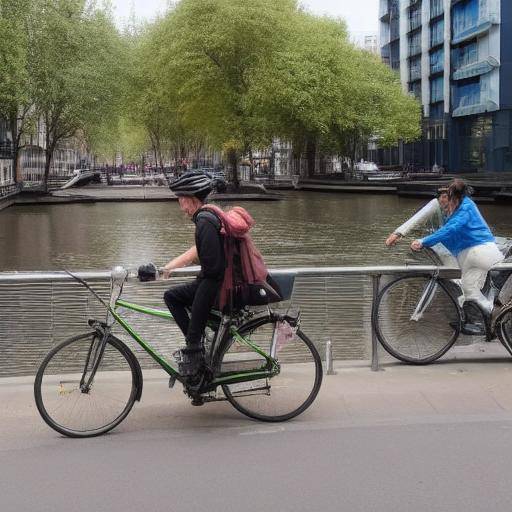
left=113, top=299, right=279, bottom=387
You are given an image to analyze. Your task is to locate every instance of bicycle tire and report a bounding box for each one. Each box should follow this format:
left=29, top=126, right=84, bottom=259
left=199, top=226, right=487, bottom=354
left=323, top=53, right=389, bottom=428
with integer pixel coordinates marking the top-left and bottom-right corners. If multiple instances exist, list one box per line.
left=34, top=332, right=138, bottom=438
left=216, top=315, right=322, bottom=422
left=496, top=307, right=512, bottom=357
left=374, top=275, right=461, bottom=364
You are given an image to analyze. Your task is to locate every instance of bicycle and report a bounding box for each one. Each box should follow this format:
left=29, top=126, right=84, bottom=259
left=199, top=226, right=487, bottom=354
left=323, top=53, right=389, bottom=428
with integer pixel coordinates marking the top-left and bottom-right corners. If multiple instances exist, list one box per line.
left=373, top=247, right=512, bottom=364
left=34, top=267, right=323, bottom=438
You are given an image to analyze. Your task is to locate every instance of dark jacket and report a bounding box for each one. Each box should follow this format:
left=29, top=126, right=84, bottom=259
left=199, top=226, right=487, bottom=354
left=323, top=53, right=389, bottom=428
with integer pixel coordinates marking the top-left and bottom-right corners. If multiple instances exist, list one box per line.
left=193, top=209, right=225, bottom=280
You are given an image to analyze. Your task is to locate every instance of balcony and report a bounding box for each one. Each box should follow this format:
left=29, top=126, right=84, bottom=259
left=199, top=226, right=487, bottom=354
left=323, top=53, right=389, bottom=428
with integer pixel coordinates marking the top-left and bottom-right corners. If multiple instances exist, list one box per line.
left=452, top=99, right=499, bottom=117
left=453, top=56, right=500, bottom=80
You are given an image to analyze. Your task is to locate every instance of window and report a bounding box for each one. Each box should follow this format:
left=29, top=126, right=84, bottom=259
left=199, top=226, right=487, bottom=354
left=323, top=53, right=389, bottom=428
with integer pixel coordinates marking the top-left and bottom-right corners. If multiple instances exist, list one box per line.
left=429, top=102, right=444, bottom=119
left=455, top=78, right=481, bottom=108
left=452, top=41, right=478, bottom=69
left=409, top=56, right=422, bottom=81
left=452, top=0, right=479, bottom=38
left=430, top=19, right=444, bottom=47
left=409, top=81, right=422, bottom=100
left=409, top=7, right=421, bottom=31
left=408, top=31, right=422, bottom=56
left=390, top=18, right=400, bottom=40
left=430, top=0, right=443, bottom=18
left=430, top=76, right=444, bottom=103
left=430, top=48, right=444, bottom=74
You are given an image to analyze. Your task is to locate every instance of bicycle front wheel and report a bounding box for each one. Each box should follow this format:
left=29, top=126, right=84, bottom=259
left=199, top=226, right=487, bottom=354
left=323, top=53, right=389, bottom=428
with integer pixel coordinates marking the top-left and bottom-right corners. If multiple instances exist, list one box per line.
left=217, top=316, right=323, bottom=422
left=34, top=332, right=138, bottom=438
left=374, top=276, right=461, bottom=364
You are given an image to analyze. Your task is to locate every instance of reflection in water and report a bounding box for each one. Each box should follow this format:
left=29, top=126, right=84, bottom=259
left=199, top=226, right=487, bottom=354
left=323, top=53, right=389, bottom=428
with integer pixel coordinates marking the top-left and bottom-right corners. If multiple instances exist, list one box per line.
left=1, top=192, right=511, bottom=271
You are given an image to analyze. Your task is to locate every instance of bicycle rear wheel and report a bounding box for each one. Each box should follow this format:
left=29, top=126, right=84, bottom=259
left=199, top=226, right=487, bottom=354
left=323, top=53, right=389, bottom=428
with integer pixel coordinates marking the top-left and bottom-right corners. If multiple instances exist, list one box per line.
left=217, top=316, right=322, bottom=422
left=34, top=332, right=138, bottom=438
left=374, top=275, right=461, bottom=364
left=496, top=308, right=512, bottom=356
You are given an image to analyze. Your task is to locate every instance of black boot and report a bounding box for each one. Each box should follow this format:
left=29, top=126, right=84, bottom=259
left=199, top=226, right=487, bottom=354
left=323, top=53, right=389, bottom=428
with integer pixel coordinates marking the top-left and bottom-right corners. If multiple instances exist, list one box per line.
left=174, top=346, right=205, bottom=379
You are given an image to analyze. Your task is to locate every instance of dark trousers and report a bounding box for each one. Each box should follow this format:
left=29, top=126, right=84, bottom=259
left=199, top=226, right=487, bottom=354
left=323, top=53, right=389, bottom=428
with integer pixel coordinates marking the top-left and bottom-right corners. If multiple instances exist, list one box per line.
left=163, top=278, right=220, bottom=347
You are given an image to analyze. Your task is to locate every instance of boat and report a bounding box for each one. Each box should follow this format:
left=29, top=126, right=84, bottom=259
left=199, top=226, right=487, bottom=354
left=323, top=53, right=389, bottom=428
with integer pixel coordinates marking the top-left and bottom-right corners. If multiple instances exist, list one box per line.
left=355, top=160, right=403, bottom=182
left=60, top=169, right=101, bottom=189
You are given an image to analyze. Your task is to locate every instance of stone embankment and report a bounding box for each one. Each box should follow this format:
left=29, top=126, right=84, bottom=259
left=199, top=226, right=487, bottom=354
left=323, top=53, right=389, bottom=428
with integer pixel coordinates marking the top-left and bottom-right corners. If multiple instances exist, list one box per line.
left=0, top=184, right=283, bottom=210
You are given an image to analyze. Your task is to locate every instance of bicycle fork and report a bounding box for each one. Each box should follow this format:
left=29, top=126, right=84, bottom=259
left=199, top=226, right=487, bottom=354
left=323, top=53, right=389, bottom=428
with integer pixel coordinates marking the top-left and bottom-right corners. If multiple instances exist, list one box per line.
left=410, top=278, right=438, bottom=322
left=80, top=321, right=112, bottom=393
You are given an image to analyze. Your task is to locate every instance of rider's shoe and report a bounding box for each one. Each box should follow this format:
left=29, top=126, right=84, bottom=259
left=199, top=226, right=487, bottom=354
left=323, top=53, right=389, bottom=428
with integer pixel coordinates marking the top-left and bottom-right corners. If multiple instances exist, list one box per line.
left=460, top=322, right=486, bottom=336
left=190, top=396, right=205, bottom=406
left=173, top=346, right=205, bottom=378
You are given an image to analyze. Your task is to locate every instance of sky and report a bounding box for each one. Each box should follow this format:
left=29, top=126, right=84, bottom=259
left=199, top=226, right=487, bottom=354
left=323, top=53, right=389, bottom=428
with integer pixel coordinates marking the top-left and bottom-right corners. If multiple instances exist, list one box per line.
left=111, top=0, right=380, bottom=38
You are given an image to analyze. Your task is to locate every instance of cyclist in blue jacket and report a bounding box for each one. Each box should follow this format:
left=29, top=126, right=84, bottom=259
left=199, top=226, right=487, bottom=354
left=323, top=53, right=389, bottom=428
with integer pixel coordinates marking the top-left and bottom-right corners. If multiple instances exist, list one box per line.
left=411, top=179, right=504, bottom=315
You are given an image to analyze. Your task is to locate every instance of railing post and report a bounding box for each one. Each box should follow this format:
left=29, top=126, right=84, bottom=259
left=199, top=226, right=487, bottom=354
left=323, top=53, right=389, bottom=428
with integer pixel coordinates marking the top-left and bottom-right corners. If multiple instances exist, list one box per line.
left=371, top=274, right=381, bottom=372
left=325, top=339, right=336, bottom=375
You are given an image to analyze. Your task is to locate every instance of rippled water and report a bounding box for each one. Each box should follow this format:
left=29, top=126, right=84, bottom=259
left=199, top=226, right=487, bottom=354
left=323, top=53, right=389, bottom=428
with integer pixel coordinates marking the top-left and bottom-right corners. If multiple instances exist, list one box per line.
left=1, top=191, right=511, bottom=271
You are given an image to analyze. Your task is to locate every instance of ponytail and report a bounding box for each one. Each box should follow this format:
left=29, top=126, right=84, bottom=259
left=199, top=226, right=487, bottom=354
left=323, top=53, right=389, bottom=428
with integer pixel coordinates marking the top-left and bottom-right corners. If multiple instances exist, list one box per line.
left=448, top=179, right=473, bottom=204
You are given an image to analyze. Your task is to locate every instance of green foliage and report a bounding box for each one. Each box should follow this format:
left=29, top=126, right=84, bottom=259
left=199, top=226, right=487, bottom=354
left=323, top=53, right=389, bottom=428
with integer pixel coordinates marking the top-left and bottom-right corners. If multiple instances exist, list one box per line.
left=2, top=0, right=422, bottom=186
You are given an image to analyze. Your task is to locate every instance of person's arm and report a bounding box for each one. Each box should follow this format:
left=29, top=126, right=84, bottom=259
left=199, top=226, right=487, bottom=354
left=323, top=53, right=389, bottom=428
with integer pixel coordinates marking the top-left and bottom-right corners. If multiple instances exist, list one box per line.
left=161, top=245, right=198, bottom=278
left=417, top=207, right=470, bottom=249
left=386, top=199, right=440, bottom=246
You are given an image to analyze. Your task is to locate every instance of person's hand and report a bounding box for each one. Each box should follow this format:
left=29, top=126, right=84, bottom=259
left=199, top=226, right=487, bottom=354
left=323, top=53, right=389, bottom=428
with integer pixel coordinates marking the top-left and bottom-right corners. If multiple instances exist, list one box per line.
left=410, top=240, right=423, bottom=252
left=161, top=267, right=172, bottom=279
left=385, top=233, right=401, bottom=246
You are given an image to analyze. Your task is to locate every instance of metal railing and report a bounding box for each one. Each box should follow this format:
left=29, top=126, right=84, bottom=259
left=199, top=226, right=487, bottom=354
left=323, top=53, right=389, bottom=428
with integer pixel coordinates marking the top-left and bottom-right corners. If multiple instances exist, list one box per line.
left=1, top=263, right=512, bottom=378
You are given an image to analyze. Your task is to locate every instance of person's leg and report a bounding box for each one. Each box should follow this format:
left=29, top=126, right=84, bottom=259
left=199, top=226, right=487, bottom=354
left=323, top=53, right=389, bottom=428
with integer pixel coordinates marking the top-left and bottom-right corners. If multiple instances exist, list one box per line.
left=185, top=278, right=220, bottom=347
left=163, top=280, right=199, bottom=336
left=459, top=244, right=504, bottom=314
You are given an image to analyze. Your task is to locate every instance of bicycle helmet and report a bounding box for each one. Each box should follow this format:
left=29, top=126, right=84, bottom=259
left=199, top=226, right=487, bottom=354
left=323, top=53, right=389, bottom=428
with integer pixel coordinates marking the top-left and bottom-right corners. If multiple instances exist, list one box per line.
left=169, top=170, right=226, bottom=201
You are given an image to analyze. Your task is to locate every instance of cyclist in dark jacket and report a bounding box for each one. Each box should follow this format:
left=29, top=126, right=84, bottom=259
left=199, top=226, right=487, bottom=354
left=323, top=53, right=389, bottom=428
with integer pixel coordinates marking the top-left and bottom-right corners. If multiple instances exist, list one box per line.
left=163, top=171, right=226, bottom=379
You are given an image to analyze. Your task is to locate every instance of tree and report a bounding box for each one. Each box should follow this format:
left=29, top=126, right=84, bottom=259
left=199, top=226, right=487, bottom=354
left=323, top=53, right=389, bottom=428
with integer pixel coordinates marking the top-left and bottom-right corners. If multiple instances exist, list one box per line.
left=247, top=12, right=421, bottom=176
left=0, top=0, right=38, bottom=181
left=156, top=0, right=297, bottom=186
left=31, top=0, right=126, bottom=191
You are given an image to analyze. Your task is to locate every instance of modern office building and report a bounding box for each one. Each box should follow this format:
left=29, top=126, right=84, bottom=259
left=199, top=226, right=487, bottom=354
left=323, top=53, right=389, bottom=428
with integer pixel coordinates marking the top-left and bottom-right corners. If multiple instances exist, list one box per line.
left=378, top=0, right=512, bottom=172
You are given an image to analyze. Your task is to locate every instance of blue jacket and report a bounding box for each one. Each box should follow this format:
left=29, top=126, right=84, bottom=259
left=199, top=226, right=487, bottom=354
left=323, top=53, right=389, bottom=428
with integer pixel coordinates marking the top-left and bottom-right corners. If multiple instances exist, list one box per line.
left=420, top=197, right=494, bottom=256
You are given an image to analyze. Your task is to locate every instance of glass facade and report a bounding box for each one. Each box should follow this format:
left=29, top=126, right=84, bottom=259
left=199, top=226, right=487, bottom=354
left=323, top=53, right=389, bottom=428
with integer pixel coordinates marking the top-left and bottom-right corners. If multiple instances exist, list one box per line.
left=452, top=40, right=478, bottom=69
left=429, top=102, right=445, bottom=119
left=430, top=0, right=444, bottom=18
left=454, top=78, right=481, bottom=108
left=430, top=76, right=444, bottom=103
left=408, top=31, right=422, bottom=56
left=409, top=56, right=422, bottom=81
left=409, top=6, right=422, bottom=32
left=430, top=48, right=444, bottom=74
left=378, top=0, right=508, bottom=172
left=430, top=19, right=444, bottom=47
left=452, top=0, right=479, bottom=39
left=409, top=80, right=422, bottom=100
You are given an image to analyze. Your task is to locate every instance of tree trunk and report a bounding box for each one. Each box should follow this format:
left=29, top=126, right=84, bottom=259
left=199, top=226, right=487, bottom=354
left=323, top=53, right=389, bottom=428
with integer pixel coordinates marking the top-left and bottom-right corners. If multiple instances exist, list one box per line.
left=43, top=129, right=56, bottom=194
left=9, top=113, right=19, bottom=183
left=248, top=148, right=254, bottom=181
left=229, top=150, right=239, bottom=189
left=306, top=137, right=316, bottom=178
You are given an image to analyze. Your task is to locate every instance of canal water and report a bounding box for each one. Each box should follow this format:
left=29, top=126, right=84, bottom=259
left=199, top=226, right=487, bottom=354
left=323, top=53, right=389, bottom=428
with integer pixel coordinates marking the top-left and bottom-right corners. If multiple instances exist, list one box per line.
left=1, top=191, right=511, bottom=271
left=1, top=191, right=512, bottom=377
